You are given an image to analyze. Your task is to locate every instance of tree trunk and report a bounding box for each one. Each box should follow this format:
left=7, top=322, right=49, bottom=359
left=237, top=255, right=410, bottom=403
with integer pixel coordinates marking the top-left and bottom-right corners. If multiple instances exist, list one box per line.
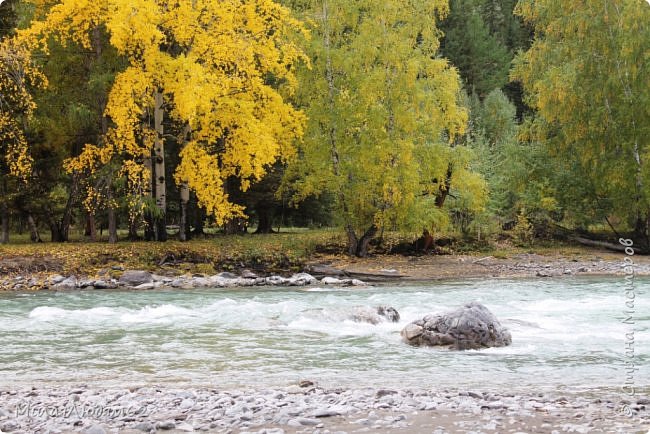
left=50, top=176, right=79, bottom=243
left=633, top=215, right=650, bottom=251
left=356, top=225, right=378, bottom=257
left=47, top=214, right=63, bottom=243
left=27, top=214, right=42, bottom=243
left=346, top=224, right=378, bottom=257
left=224, top=218, right=247, bottom=235
left=0, top=202, right=9, bottom=244
left=128, top=219, right=139, bottom=241
left=193, top=204, right=205, bottom=236
left=346, top=225, right=359, bottom=256
left=143, top=149, right=154, bottom=241
left=153, top=90, right=167, bottom=242
left=91, top=26, right=112, bottom=244
left=254, top=204, right=275, bottom=234
left=435, top=164, right=453, bottom=208
left=0, top=179, right=8, bottom=244
left=179, top=182, right=189, bottom=241
left=572, top=236, right=643, bottom=254
left=108, top=186, right=118, bottom=244
left=85, top=213, right=97, bottom=241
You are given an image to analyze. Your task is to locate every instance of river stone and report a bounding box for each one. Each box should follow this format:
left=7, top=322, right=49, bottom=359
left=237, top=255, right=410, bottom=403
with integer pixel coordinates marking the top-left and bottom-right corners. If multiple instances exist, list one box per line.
left=175, top=422, right=195, bottom=432
left=401, top=302, right=512, bottom=350
left=377, top=306, right=400, bottom=322
left=83, top=425, right=107, bottom=434
left=156, top=420, right=176, bottom=430
left=402, top=323, right=424, bottom=340
left=49, top=274, right=66, bottom=284
left=179, top=398, right=195, bottom=409
left=241, top=269, right=258, bottom=279
left=133, top=421, right=155, bottom=432
left=286, top=273, right=317, bottom=286
left=119, top=270, right=153, bottom=286
left=92, top=280, right=111, bottom=289
left=216, top=272, right=239, bottom=279
left=170, top=279, right=186, bottom=288
left=53, top=276, right=78, bottom=289
left=321, top=276, right=347, bottom=285
left=352, top=306, right=400, bottom=324
left=0, top=421, right=20, bottom=432
left=312, top=408, right=340, bottom=418
left=78, top=279, right=96, bottom=288
left=265, top=276, right=288, bottom=285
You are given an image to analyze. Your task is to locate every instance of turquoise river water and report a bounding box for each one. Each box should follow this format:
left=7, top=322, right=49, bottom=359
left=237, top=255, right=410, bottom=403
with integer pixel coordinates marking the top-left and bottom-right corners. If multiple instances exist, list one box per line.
left=0, top=277, right=648, bottom=393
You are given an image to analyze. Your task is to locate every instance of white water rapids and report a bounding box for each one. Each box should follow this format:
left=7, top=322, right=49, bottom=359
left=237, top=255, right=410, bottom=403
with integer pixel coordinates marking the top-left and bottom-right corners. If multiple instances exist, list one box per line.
left=0, top=277, right=648, bottom=394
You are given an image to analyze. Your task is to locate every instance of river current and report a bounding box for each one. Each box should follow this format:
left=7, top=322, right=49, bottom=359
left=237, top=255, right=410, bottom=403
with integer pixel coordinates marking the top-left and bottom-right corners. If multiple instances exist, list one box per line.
left=1, top=277, right=648, bottom=394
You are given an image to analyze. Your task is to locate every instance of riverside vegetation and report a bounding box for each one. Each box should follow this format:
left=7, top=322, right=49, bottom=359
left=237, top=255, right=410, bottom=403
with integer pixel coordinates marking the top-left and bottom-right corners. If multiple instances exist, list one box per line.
left=0, top=0, right=648, bottom=256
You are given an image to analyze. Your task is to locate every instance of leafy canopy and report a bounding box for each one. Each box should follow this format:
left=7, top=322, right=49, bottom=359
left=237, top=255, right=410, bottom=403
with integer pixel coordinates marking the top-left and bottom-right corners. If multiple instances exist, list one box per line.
left=21, top=0, right=308, bottom=224
left=286, top=0, right=486, bottom=239
left=512, top=0, right=650, bottom=231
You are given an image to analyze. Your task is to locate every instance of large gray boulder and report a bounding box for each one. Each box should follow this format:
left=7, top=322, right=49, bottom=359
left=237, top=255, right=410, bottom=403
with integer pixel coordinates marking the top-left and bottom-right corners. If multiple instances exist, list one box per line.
left=401, top=302, right=511, bottom=350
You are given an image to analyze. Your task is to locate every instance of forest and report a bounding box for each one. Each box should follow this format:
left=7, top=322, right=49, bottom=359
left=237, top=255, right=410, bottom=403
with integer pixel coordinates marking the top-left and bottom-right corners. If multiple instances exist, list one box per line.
left=0, top=0, right=648, bottom=256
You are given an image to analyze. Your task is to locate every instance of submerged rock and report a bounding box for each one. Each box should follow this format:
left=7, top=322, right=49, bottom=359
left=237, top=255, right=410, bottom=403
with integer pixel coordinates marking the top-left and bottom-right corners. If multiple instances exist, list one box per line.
left=401, top=302, right=511, bottom=350
left=352, top=306, right=400, bottom=324
left=377, top=305, right=400, bottom=322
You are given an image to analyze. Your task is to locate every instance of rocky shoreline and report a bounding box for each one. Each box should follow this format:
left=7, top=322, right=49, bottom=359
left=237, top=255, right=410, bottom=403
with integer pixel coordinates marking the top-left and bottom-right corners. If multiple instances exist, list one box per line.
left=2, top=251, right=650, bottom=292
left=0, top=384, right=647, bottom=433
left=0, top=268, right=368, bottom=292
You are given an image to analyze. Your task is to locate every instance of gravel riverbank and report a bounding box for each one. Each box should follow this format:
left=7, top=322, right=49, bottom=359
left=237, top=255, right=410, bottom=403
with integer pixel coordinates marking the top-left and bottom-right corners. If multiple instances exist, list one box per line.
left=0, top=385, right=647, bottom=433
left=3, top=250, right=650, bottom=292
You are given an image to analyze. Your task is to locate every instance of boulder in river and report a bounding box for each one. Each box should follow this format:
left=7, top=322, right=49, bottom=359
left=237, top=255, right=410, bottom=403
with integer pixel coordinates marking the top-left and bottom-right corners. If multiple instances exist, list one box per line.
left=401, top=302, right=511, bottom=350
left=352, top=305, right=400, bottom=324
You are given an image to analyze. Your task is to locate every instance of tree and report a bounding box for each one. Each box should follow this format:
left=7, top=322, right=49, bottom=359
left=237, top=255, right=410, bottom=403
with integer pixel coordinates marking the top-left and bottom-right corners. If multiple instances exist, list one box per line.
left=23, top=0, right=307, bottom=241
left=512, top=0, right=650, bottom=244
left=440, top=0, right=532, bottom=119
left=440, top=0, right=512, bottom=98
left=0, top=36, right=46, bottom=243
left=286, top=0, right=486, bottom=257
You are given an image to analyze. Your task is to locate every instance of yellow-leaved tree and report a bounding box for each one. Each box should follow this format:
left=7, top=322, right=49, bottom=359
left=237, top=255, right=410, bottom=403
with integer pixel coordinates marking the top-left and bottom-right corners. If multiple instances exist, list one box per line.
left=0, top=37, right=46, bottom=243
left=284, top=0, right=486, bottom=256
left=22, top=0, right=307, bottom=241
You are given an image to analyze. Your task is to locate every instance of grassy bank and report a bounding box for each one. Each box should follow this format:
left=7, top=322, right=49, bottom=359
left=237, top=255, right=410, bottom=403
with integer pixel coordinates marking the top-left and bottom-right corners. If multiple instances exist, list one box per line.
left=0, top=229, right=345, bottom=276
left=0, top=227, right=610, bottom=278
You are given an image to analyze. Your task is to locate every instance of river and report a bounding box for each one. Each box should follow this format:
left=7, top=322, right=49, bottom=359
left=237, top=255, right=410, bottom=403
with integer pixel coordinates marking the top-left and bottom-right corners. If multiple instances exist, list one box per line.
left=1, top=277, right=648, bottom=394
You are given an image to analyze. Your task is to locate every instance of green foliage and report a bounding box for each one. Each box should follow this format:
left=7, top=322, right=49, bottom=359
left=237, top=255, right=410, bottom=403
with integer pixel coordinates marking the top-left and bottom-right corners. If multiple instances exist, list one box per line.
left=469, top=89, right=563, bottom=231
left=1, top=0, right=644, bottom=250
left=285, top=0, right=485, bottom=254
left=441, top=0, right=512, bottom=97
left=513, top=0, right=650, bottom=238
